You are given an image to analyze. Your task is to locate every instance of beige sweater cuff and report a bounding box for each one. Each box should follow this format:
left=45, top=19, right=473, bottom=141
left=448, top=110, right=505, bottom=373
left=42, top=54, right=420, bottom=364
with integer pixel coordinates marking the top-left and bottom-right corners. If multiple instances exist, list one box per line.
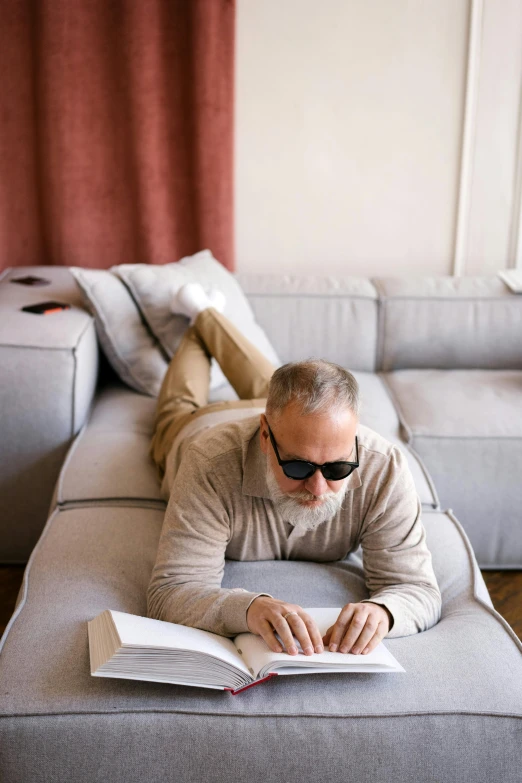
left=221, top=590, right=274, bottom=636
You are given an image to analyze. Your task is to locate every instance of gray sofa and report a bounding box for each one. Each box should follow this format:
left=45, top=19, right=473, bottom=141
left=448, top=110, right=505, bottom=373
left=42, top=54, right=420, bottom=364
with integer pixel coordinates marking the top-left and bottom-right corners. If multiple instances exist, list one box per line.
left=1, top=266, right=521, bottom=783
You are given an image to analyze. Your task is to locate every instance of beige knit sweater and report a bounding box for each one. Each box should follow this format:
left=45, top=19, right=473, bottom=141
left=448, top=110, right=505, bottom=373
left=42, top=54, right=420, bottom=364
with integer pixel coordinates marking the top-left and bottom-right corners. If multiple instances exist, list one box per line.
left=147, top=415, right=442, bottom=639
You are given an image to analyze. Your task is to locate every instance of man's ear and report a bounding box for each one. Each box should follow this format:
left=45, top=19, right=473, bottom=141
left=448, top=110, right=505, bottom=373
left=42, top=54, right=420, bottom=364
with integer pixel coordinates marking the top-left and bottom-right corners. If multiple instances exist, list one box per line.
left=259, top=413, right=269, bottom=455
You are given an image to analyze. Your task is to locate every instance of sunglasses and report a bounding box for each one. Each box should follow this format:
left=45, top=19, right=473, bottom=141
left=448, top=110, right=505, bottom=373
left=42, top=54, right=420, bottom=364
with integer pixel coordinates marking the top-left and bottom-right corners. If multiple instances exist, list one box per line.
left=266, top=422, right=359, bottom=481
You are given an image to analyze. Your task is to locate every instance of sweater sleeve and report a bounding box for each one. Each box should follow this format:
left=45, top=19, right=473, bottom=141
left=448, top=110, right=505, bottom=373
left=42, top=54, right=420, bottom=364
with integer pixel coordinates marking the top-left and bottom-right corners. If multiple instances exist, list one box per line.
left=358, top=446, right=442, bottom=638
left=147, top=443, right=272, bottom=637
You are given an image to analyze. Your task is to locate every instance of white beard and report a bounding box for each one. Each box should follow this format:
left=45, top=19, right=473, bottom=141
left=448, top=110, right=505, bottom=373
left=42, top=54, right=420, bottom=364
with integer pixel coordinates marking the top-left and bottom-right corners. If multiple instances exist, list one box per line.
left=265, top=456, right=349, bottom=532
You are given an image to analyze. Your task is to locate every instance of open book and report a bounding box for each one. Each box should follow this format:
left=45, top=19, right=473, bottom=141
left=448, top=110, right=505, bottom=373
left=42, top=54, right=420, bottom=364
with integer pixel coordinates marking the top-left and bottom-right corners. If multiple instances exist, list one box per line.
left=88, top=607, right=405, bottom=695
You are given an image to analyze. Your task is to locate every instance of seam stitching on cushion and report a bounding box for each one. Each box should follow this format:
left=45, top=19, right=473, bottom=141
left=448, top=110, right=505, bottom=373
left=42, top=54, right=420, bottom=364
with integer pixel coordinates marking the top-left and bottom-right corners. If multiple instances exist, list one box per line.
left=71, top=344, right=77, bottom=437
left=444, top=508, right=522, bottom=653
left=0, top=507, right=61, bottom=656
left=377, top=373, right=413, bottom=443
left=242, top=293, right=378, bottom=301
left=377, top=295, right=519, bottom=302
left=370, top=279, right=386, bottom=371
left=58, top=499, right=166, bottom=510
left=115, top=275, right=160, bottom=345
left=401, top=441, right=440, bottom=509
left=56, top=420, right=90, bottom=504
left=409, top=434, right=522, bottom=441
left=0, top=344, right=81, bottom=352
left=1, top=710, right=521, bottom=720
left=72, top=316, right=95, bottom=351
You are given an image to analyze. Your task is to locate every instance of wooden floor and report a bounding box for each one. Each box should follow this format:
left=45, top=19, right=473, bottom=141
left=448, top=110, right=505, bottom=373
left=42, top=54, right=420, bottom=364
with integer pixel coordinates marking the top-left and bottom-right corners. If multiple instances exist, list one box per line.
left=1, top=565, right=521, bottom=640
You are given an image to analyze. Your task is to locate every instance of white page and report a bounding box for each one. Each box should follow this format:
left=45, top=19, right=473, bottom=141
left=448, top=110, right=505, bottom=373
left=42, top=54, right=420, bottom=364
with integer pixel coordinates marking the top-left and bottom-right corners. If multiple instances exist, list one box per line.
left=93, top=670, right=227, bottom=690
left=234, top=607, right=404, bottom=678
left=106, top=610, right=251, bottom=677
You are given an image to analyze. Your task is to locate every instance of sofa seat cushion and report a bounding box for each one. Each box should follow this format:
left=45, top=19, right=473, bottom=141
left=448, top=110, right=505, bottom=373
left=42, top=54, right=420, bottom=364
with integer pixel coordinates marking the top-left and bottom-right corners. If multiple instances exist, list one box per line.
left=53, top=376, right=438, bottom=510
left=238, top=273, right=379, bottom=372
left=382, top=369, right=522, bottom=567
left=355, top=372, right=439, bottom=508
left=373, top=275, right=522, bottom=371
left=53, top=382, right=165, bottom=508
left=0, top=506, right=520, bottom=783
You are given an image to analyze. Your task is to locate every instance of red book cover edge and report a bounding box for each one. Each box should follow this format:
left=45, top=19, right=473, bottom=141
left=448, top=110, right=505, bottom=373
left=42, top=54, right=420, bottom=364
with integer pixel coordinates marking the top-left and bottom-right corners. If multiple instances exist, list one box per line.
left=224, top=672, right=278, bottom=694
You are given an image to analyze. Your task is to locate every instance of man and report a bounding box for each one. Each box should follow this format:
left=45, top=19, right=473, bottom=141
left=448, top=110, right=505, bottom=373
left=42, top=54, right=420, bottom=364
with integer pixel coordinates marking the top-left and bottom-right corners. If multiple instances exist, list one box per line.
left=147, top=283, right=441, bottom=658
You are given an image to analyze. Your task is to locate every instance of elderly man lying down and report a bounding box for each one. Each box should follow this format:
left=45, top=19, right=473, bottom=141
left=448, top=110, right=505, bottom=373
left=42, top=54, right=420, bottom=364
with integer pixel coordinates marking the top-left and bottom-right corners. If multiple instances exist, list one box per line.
left=146, top=283, right=441, bottom=658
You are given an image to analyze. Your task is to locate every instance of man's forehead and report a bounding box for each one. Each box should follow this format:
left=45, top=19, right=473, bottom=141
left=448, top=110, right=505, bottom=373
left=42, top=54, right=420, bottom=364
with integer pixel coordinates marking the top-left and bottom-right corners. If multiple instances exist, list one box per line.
left=272, top=414, right=357, bottom=462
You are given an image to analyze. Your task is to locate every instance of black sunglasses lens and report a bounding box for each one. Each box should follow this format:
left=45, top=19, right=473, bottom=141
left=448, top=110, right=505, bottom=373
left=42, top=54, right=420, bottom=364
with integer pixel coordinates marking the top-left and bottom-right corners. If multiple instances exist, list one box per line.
left=282, top=462, right=355, bottom=481
left=322, top=463, right=354, bottom=480
left=283, top=462, right=315, bottom=480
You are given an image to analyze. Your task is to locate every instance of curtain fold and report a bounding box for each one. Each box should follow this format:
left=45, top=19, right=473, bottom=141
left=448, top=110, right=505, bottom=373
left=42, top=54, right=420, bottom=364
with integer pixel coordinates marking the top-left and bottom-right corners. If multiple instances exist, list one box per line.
left=0, top=0, right=235, bottom=271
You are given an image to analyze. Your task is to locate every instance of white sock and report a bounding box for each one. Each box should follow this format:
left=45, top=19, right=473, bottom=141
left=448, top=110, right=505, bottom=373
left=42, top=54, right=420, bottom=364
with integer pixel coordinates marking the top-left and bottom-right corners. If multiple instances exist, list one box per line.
left=207, top=289, right=226, bottom=314
left=171, top=282, right=226, bottom=324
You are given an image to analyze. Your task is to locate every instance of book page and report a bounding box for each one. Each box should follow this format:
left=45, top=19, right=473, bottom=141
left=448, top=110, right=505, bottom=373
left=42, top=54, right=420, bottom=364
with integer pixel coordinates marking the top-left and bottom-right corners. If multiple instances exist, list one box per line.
left=108, top=610, right=251, bottom=677
left=233, top=607, right=404, bottom=679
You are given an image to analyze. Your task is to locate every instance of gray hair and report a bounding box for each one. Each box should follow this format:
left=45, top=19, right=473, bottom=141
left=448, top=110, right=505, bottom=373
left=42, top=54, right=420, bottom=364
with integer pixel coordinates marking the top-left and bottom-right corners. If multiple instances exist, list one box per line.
left=265, top=359, right=360, bottom=419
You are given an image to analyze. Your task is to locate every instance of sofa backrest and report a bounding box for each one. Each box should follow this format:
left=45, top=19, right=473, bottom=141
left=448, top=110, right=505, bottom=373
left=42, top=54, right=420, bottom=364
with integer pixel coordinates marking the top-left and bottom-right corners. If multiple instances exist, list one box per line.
left=372, top=277, right=522, bottom=371
left=236, top=273, right=379, bottom=373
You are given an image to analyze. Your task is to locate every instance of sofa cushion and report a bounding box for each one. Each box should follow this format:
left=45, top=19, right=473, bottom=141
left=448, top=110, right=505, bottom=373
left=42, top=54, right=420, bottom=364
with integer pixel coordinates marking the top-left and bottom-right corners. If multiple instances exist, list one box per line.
left=113, top=250, right=281, bottom=392
left=373, top=276, right=522, bottom=371
left=52, top=377, right=438, bottom=510
left=70, top=267, right=169, bottom=397
left=354, top=373, right=438, bottom=508
left=0, top=506, right=520, bottom=783
left=382, top=369, right=522, bottom=567
left=238, top=272, right=379, bottom=372
left=52, top=383, right=164, bottom=508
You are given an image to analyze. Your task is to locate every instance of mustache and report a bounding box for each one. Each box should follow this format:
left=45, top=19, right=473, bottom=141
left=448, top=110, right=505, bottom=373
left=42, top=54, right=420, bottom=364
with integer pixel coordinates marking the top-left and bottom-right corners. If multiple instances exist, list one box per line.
left=280, top=487, right=338, bottom=502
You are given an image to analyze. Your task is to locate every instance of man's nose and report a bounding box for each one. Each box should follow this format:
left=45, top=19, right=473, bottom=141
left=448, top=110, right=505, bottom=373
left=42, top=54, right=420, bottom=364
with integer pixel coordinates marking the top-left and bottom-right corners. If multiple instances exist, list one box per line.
left=304, top=468, right=328, bottom=497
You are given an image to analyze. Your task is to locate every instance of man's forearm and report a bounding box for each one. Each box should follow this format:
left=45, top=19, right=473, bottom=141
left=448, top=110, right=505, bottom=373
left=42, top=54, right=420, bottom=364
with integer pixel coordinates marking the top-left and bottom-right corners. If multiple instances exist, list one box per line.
left=361, top=583, right=441, bottom=638
left=146, top=580, right=272, bottom=637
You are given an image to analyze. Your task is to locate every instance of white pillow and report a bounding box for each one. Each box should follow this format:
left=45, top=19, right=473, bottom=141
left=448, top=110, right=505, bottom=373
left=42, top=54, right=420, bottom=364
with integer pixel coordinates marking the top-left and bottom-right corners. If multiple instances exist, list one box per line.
left=70, top=267, right=168, bottom=397
left=113, top=249, right=281, bottom=390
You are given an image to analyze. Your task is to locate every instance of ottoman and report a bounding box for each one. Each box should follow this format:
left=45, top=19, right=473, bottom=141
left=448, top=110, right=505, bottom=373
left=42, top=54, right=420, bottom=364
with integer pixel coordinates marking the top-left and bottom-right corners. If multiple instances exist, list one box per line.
left=1, top=504, right=521, bottom=783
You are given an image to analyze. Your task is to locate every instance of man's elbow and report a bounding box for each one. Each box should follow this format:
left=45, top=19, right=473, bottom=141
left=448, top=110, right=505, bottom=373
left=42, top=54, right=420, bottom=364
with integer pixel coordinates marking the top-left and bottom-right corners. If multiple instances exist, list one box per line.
left=146, top=581, right=177, bottom=623
left=423, top=583, right=442, bottom=632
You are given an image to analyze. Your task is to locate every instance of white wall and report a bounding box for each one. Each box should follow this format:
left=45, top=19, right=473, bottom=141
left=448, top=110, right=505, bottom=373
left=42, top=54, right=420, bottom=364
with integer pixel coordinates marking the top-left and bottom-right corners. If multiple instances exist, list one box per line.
left=235, top=0, right=522, bottom=277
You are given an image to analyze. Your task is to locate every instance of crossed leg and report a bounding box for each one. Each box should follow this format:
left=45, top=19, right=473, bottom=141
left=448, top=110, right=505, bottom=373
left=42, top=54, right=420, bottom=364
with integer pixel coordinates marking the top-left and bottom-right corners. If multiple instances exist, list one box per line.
left=149, top=307, right=275, bottom=478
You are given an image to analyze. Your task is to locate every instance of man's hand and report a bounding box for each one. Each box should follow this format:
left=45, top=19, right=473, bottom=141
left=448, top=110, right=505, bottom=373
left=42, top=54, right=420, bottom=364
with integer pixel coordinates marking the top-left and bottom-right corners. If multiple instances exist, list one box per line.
left=246, top=596, right=324, bottom=656
left=322, top=602, right=392, bottom=655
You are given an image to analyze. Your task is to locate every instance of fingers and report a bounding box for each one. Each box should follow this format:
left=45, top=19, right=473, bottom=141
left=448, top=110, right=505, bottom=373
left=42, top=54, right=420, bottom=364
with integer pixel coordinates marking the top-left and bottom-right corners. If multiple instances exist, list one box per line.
left=287, top=612, right=324, bottom=654
left=258, top=619, right=283, bottom=653
left=325, top=605, right=357, bottom=651
left=262, top=609, right=324, bottom=656
left=356, top=621, right=388, bottom=655
left=322, top=625, right=335, bottom=645
left=301, top=614, right=325, bottom=654
left=324, top=603, right=389, bottom=654
left=273, top=612, right=311, bottom=655
left=339, top=616, right=384, bottom=655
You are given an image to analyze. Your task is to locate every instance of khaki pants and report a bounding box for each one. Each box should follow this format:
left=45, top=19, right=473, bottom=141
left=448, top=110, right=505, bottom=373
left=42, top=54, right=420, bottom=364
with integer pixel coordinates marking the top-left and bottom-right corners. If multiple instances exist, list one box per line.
left=148, top=308, right=276, bottom=479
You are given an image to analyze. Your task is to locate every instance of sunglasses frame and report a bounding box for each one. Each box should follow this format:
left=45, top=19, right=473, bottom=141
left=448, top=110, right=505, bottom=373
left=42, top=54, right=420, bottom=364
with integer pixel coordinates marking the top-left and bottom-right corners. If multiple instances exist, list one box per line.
left=266, top=422, right=359, bottom=481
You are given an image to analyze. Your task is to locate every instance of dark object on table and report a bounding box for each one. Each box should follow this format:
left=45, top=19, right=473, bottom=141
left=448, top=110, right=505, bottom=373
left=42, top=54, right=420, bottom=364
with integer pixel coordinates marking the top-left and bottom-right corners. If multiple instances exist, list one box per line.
left=21, top=301, right=71, bottom=315
left=10, top=275, right=52, bottom=286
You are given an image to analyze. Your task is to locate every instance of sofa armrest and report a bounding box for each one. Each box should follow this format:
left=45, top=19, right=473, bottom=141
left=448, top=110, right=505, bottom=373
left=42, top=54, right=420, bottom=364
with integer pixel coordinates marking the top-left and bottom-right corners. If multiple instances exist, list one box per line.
left=0, top=266, right=99, bottom=562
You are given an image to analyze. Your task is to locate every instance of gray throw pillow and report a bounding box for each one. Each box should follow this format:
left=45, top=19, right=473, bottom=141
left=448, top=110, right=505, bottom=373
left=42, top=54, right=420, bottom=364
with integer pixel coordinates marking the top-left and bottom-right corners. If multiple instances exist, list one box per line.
left=70, top=267, right=169, bottom=397
left=113, top=249, right=281, bottom=390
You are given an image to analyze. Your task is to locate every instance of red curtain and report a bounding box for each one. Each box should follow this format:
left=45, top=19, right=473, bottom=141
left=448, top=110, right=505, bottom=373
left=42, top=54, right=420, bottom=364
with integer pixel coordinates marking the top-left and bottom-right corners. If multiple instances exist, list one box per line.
left=0, top=0, right=235, bottom=272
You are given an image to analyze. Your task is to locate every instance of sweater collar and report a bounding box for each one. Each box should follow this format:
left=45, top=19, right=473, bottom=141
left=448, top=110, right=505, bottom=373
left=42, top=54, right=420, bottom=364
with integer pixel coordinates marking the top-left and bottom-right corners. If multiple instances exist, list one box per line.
left=242, top=426, right=362, bottom=499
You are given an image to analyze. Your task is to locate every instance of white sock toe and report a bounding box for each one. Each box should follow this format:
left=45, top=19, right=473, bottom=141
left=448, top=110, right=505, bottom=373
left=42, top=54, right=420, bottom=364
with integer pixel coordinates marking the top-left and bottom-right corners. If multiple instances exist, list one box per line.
left=207, top=289, right=226, bottom=314
left=170, top=282, right=211, bottom=321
